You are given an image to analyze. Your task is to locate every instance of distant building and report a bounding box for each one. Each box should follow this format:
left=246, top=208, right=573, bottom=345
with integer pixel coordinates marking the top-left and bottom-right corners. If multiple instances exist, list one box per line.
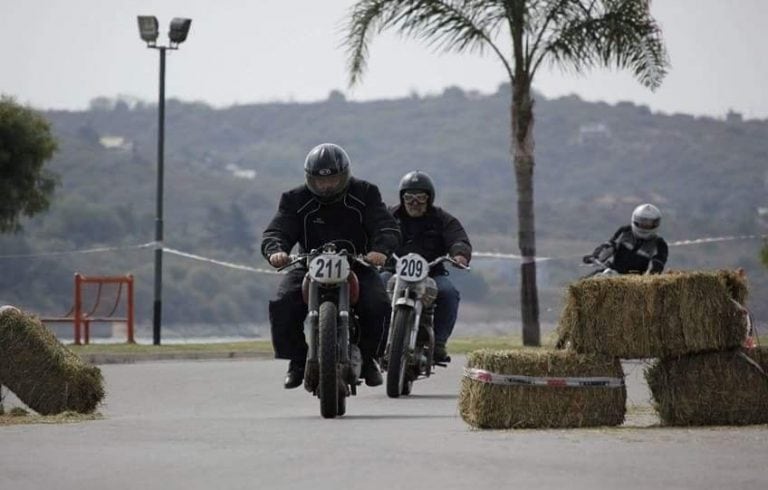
left=225, top=163, right=257, bottom=180
left=577, top=123, right=611, bottom=144
left=99, top=136, right=133, bottom=151
left=758, top=207, right=768, bottom=229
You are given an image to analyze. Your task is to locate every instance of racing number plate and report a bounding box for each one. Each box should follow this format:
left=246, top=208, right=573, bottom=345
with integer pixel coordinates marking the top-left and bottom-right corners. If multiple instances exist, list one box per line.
left=396, top=254, right=429, bottom=282
left=309, top=254, right=350, bottom=284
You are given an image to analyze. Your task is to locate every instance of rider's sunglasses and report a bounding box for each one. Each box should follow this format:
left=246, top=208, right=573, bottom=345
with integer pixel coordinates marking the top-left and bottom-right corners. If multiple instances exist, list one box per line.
left=403, top=192, right=429, bottom=204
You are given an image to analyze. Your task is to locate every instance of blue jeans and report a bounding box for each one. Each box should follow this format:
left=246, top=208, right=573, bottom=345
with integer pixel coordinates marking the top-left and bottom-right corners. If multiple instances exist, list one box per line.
left=432, top=275, right=460, bottom=344
left=380, top=272, right=460, bottom=345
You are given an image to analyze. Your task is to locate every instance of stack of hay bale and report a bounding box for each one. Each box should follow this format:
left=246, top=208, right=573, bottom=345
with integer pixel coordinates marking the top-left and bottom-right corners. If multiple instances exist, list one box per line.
left=459, top=270, right=766, bottom=429
left=0, top=307, right=104, bottom=415
left=557, top=269, right=766, bottom=426
left=459, top=349, right=627, bottom=429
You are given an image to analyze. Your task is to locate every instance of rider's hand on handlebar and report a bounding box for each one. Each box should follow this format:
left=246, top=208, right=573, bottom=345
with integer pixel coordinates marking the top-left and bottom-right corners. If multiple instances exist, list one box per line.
left=269, top=252, right=290, bottom=268
left=452, top=255, right=469, bottom=267
left=582, top=255, right=595, bottom=264
left=365, top=251, right=387, bottom=267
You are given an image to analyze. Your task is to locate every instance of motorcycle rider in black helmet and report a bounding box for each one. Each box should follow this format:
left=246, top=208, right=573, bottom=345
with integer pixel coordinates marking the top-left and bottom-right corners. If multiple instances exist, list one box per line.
left=584, top=203, right=669, bottom=274
left=262, top=143, right=401, bottom=389
left=385, top=170, right=472, bottom=363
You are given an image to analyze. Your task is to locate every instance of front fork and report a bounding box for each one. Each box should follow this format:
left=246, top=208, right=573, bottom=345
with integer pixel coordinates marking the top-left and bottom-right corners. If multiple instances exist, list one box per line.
left=306, top=282, right=354, bottom=389
left=386, top=276, right=423, bottom=358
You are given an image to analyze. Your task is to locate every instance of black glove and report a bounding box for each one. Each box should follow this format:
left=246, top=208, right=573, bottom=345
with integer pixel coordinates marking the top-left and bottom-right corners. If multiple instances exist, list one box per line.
left=582, top=255, right=594, bottom=264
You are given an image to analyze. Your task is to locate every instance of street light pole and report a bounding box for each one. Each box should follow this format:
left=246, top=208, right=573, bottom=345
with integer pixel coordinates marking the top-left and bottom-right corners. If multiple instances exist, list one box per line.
left=137, top=16, right=191, bottom=346
left=153, top=46, right=166, bottom=346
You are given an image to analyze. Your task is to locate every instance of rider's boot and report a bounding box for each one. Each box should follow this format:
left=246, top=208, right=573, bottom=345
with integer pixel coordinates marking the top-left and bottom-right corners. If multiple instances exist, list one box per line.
left=361, top=357, right=383, bottom=387
left=434, top=342, right=451, bottom=363
left=283, top=358, right=305, bottom=389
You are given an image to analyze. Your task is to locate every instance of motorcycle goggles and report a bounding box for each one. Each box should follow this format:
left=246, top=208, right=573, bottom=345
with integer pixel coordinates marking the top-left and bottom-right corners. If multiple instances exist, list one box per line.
left=402, top=192, right=429, bottom=205
left=633, top=217, right=660, bottom=230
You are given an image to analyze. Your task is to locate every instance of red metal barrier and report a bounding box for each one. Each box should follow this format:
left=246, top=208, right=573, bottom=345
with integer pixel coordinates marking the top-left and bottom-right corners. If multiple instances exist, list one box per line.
left=41, top=273, right=135, bottom=345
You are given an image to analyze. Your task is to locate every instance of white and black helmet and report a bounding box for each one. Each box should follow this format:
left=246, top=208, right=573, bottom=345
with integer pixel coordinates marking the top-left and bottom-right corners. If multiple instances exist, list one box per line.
left=631, top=203, right=661, bottom=239
left=304, top=143, right=351, bottom=202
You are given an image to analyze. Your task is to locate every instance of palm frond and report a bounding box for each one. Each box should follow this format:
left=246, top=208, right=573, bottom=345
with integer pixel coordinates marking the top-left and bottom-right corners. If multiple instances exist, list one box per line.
left=537, top=0, right=668, bottom=89
left=344, top=0, right=510, bottom=86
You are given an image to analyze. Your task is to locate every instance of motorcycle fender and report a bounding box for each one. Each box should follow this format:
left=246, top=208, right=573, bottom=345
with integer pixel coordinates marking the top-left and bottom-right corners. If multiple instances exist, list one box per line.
left=395, top=297, right=416, bottom=308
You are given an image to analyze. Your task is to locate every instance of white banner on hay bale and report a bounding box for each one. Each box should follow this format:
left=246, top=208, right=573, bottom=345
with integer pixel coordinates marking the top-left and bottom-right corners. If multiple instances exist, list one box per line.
left=463, top=367, right=625, bottom=388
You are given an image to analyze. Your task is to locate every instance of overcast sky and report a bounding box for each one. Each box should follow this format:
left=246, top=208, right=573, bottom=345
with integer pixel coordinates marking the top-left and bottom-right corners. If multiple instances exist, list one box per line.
left=2, top=0, right=767, bottom=118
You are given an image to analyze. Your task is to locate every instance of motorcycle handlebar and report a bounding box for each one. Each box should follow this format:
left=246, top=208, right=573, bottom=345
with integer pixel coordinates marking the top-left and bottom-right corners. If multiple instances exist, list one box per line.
left=428, top=255, right=470, bottom=271
left=276, top=250, right=374, bottom=272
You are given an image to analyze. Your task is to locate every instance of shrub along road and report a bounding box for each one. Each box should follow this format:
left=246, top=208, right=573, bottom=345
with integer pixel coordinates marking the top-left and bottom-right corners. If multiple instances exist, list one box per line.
left=0, top=357, right=766, bottom=490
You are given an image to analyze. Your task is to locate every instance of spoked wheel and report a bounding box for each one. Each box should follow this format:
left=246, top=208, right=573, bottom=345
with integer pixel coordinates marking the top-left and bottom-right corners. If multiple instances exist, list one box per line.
left=318, top=301, right=339, bottom=418
left=386, top=306, right=413, bottom=398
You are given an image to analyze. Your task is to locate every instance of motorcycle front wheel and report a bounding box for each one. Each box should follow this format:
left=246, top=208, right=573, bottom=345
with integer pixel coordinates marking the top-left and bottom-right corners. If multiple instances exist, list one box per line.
left=386, top=306, right=413, bottom=398
left=319, top=301, right=339, bottom=418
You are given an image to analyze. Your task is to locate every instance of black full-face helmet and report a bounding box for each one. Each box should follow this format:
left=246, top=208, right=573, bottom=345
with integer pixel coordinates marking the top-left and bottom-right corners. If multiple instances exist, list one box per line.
left=398, top=170, right=435, bottom=205
left=304, top=143, right=351, bottom=202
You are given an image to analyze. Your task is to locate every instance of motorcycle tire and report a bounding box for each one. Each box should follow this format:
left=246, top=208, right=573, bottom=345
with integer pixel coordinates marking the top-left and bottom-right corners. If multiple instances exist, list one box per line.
left=386, top=306, right=413, bottom=398
left=319, top=301, right=339, bottom=418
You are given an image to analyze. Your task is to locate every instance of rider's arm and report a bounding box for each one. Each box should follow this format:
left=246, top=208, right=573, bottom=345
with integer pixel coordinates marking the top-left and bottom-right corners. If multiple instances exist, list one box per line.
left=591, top=226, right=625, bottom=261
left=649, top=237, right=668, bottom=274
left=261, top=192, right=301, bottom=260
left=441, top=209, right=472, bottom=264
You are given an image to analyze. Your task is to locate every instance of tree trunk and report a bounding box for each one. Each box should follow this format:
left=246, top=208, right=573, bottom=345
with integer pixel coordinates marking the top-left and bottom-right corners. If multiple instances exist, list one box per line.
left=511, top=77, right=540, bottom=346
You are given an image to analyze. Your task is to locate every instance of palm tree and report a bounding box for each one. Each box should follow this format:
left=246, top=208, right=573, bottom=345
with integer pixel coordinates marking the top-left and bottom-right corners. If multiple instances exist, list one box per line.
left=344, top=0, right=668, bottom=345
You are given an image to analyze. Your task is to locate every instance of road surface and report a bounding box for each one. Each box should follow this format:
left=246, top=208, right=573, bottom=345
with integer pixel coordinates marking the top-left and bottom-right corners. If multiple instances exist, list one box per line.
left=1, top=357, right=766, bottom=490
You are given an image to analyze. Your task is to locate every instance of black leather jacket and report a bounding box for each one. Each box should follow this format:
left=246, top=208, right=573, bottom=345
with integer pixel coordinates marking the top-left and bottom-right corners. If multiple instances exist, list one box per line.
left=261, top=177, right=401, bottom=259
left=389, top=204, right=472, bottom=276
left=594, top=225, right=668, bottom=274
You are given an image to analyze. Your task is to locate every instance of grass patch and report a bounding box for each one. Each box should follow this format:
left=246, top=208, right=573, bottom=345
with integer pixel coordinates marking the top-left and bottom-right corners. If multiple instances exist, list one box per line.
left=450, top=332, right=558, bottom=353
left=0, top=410, right=102, bottom=427
left=68, top=335, right=555, bottom=358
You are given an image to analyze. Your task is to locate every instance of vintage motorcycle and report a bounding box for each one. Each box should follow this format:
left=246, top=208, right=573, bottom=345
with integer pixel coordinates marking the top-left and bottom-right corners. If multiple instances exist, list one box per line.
left=279, top=242, right=369, bottom=418
left=383, top=253, right=468, bottom=398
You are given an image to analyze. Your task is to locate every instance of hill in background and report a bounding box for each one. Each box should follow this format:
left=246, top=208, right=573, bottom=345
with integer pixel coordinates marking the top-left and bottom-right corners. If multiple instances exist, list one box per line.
left=1, top=84, right=765, bottom=338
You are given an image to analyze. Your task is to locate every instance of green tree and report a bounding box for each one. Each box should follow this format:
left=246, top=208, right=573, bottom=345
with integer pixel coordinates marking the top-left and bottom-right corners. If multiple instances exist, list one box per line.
left=204, top=203, right=255, bottom=254
left=345, top=0, right=668, bottom=345
left=0, top=96, right=58, bottom=232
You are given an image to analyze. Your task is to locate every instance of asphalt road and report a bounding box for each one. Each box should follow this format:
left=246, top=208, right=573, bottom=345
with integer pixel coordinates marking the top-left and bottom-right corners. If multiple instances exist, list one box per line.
left=1, top=357, right=766, bottom=490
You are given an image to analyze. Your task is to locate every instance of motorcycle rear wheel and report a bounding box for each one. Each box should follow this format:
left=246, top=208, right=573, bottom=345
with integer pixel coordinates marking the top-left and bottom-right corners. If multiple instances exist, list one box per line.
left=319, top=301, right=339, bottom=418
left=386, top=306, right=413, bottom=398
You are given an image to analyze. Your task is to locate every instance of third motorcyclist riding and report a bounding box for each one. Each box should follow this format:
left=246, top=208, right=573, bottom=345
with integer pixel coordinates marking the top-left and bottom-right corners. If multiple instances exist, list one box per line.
left=583, top=203, right=668, bottom=276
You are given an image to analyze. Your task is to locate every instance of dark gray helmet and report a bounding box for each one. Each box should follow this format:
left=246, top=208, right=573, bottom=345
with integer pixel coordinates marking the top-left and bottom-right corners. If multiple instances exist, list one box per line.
left=304, top=143, right=351, bottom=202
left=398, top=170, right=435, bottom=205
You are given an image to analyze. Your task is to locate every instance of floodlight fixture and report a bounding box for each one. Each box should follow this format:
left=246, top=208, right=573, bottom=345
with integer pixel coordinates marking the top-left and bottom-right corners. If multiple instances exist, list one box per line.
left=137, top=16, right=159, bottom=45
left=168, top=17, right=192, bottom=45
left=135, top=14, right=192, bottom=344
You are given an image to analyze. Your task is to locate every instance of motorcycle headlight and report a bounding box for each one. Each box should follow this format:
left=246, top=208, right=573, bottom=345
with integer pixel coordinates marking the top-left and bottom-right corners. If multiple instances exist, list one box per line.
left=421, top=277, right=438, bottom=307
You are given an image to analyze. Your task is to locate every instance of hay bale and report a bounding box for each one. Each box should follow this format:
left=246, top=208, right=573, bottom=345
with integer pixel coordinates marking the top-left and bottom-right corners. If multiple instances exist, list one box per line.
left=715, top=269, right=748, bottom=305
left=556, top=271, right=747, bottom=359
left=459, top=350, right=626, bottom=429
left=645, top=347, right=768, bottom=426
left=0, top=309, right=104, bottom=415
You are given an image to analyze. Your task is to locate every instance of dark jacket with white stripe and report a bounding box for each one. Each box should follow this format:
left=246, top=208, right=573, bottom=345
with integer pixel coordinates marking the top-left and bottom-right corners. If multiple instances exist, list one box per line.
left=261, top=177, right=401, bottom=259
left=601, top=225, right=668, bottom=274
